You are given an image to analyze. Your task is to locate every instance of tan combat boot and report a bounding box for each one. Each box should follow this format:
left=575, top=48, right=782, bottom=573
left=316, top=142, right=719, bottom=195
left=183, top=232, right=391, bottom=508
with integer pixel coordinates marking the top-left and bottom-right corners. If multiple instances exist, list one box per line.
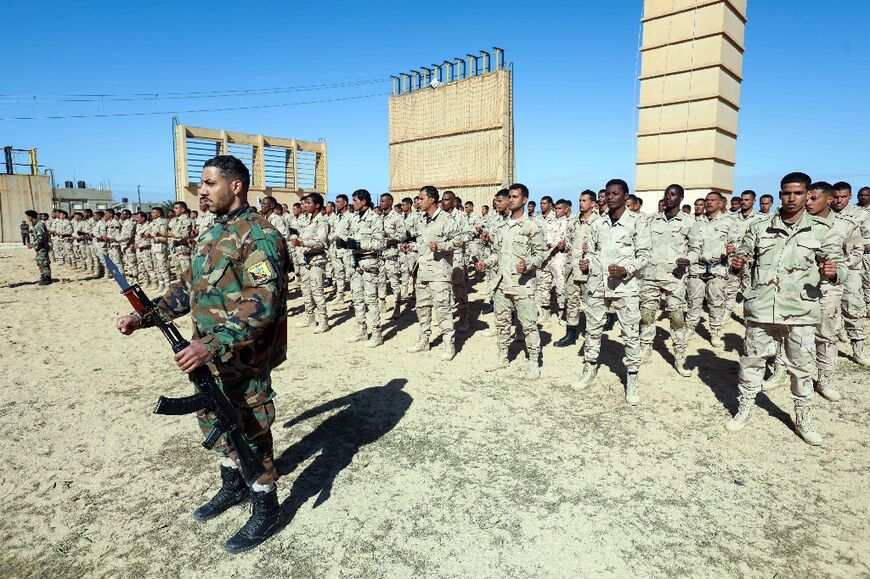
left=348, top=326, right=367, bottom=343
left=625, top=372, right=640, bottom=405
left=762, top=363, right=786, bottom=392
left=312, top=315, right=328, bottom=334
left=674, top=353, right=692, bottom=377
left=527, top=360, right=540, bottom=379
left=815, top=372, right=841, bottom=402
left=406, top=335, right=429, bottom=353
left=710, top=329, right=724, bottom=348
left=439, top=343, right=455, bottom=361
left=295, top=314, right=314, bottom=328
left=575, top=363, right=598, bottom=390
left=851, top=340, right=870, bottom=367
left=365, top=331, right=383, bottom=348
left=724, top=395, right=755, bottom=433
left=640, top=345, right=653, bottom=365
left=485, top=352, right=509, bottom=372
left=793, top=397, right=823, bottom=446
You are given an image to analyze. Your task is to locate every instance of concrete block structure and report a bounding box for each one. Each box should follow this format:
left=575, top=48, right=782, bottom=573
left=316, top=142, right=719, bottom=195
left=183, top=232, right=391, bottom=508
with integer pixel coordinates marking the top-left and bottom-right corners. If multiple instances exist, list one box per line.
left=635, top=0, right=747, bottom=209
left=389, top=48, right=514, bottom=211
left=174, top=123, right=327, bottom=209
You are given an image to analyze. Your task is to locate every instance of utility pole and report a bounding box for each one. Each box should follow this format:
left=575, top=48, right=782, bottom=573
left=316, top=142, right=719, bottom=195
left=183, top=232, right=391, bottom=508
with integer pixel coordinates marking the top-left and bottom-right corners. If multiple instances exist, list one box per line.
left=137, top=185, right=141, bottom=212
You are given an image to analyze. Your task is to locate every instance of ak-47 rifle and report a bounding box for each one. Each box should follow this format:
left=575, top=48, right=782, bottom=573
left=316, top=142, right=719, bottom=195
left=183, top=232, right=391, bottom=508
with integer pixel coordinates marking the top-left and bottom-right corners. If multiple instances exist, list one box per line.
left=103, top=255, right=265, bottom=486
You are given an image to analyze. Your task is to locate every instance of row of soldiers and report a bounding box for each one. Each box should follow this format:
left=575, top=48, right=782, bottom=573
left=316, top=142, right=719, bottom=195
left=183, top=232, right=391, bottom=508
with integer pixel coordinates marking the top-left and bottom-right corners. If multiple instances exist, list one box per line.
left=36, top=201, right=216, bottom=288
left=281, top=177, right=868, bottom=446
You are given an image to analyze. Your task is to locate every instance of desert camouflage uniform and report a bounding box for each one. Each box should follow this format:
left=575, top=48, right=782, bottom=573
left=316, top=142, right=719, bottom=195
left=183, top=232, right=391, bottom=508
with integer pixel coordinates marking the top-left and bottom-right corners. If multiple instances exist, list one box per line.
left=169, top=213, right=194, bottom=277
left=47, top=217, right=58, bottom=263
left=330, top=210, right=353, bottom=298
left=400, top=211, right=421, bottom=296
left=686, top=211, right=740, bottom=338
left=145, top=204, right=288, bottom=484
left=862, top=205, right=870, bottom=310
left=91, top=217, right=108, bottom=278
left=535, top=211, right=569, bottom=316
left=71, top=217, right=85, bottom=268
left=724, top=210, right=770, bottom=314
left=814, top=213, right=861, bottom=376
left=58, top=217, right=75, bottom=266
left=564, top=211, right=600, bottom=326
left=118, top=216, right=138, bottom=284
left=298, top=212, right=329, bottom=325
left=583, top=210, right=651, bottom=373
left=833, top=205, right=869, bottom=341
left=732, top=210, right=845, bottom=435
left=484, top=214, right=547, bottom=367
left=347, top=208, right=385, bottom=340
left=79, top=217, right=94, bottom=271
left=195, top=211, right=216, bottom=240
left=150, top=216, right=171, bottom=286
left=107, top=217, right=124, bottom=271
left=379, top=208, right=407, bottom=300
left=448, top=208, right=472, bottom=323
left=31, top=219, right=51, bottom=279
left=466, top=212, right=485, bottom=266
left=639, top=210, right=698, bottom=358
left=266, top=212, right=289, bottom=238
left=135, top=220, right=155, bottom=286
left=411, top=208, right=460, bottom=354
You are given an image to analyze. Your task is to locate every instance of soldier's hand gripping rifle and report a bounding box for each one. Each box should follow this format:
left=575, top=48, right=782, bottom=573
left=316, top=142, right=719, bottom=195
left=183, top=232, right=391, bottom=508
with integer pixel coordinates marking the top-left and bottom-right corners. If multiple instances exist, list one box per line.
left=103, top=255, right=265, bottom=486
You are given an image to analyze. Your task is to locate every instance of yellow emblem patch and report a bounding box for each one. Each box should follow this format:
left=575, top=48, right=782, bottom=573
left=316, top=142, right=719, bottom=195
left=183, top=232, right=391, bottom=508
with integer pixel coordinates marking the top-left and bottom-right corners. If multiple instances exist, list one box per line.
left=247, top=260, right=275, bottom=285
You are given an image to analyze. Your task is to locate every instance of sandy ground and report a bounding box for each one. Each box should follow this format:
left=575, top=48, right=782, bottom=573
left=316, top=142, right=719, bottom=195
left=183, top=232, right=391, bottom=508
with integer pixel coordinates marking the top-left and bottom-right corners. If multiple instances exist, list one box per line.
left=1, top=243, right=869, bottom=578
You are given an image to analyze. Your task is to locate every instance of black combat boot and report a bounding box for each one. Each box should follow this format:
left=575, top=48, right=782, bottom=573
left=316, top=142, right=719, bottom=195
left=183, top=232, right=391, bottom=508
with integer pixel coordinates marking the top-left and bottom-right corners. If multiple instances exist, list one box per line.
left=192, top=465, right=250, bottom=522
left=481, top=300, right=494, bottom=315
left=224, top=486, right=280, bottom=554
left=37, top=275, right=52, bottom=286
left=553, top=325, right=578, bottom=347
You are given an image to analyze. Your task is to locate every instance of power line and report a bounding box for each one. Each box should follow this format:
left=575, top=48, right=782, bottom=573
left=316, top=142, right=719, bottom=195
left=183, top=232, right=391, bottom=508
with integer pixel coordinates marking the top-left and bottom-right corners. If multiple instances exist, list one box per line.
left=0, top=78, right=388, bottom=103
left=0, top=92, right=389, bottom=121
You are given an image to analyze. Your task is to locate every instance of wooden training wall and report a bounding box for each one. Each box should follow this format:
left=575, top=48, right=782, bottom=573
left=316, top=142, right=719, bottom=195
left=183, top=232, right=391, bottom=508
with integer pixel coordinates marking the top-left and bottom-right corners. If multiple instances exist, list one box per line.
left=0, top=174, right=53, bottom=243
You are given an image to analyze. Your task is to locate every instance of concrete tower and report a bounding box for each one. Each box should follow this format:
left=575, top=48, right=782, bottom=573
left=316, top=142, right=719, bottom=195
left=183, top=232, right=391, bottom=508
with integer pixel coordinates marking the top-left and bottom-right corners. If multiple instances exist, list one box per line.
left=635, top=0, right=747, bottom=208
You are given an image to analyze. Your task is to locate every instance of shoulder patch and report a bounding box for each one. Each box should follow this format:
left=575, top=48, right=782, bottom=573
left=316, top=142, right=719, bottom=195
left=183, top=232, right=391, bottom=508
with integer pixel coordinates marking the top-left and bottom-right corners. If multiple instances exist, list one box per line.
left=244, top=249, right=277, bottom=285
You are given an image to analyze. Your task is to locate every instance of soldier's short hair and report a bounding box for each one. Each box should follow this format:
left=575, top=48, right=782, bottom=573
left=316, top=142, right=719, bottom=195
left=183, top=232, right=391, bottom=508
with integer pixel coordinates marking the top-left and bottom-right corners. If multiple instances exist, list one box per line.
left=174, top=200, right=188, bottom=210
left=95, top=211, right=105, bottom=218
left=308, top=193, right=324, bottom=209
left=136, top=211, right=148, bottom=219
left=482, top=204, right=489, bottom=211
left=380, top=192, right=394, bottom=203
left=121, top=209, right=131, bottom=218
left=541, top=195, right=553, bottom=204
left=402, top=197, right=413, bottom=205
left=292, top=203, right=302, bottom=209
left=336, top=194, right=349, bottom=203
left=682, top=204, right=691, bottom=211
left=25, top=210, right=38, bottom=219
left=105, top=208, right=115, bottom=216
left=809, top=181, right=833, bottom=195
left=527, top=200, right=536, bottom=207
left=666, top=183, right=685, bottom=198
left=832, top=181, right=851, bottom=193
left=84, top=208, right=93, bottom=216
left=580, top=189, right=596, bottom=202
left=605, top=179, right=629, bottom=195
left=352, top=189, right=372, bottom=207
left=509, top=183, right=529, bottom=199
left=495, top=188, right=509, bottom=199
left=709, top=191, right=727, bottom=203
left=759, top=193, right=774, bottom=202
left=151, top=207, right=164, bottom=217
left=628, top=194, right=639, bottom=204
left=420, top=185, right=439, bottom=202
left=464, top=201, right=474, bottom=207
left=262, top=196, right=278, bottom=207
left=204, top=155, right=250, bottom=193
left=741, top=189, right=756, bottom=199
left=781, top=172, right=812, bottom=189
left=326, top=201, right=335, bottom=209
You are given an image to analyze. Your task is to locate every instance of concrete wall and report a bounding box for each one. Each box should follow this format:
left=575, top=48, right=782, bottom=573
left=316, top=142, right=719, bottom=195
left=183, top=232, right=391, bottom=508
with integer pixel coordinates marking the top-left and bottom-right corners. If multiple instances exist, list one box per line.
left=635, top=0, right=746, bottom=210
left=53, top=187, right=114, bottom=213
left=0, top=174, right=53, bottom=243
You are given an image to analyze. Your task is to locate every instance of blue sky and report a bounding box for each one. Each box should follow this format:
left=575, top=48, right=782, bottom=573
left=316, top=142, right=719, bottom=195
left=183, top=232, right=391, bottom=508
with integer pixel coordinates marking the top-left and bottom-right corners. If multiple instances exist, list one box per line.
left=2, top=0, right=869, bottom=204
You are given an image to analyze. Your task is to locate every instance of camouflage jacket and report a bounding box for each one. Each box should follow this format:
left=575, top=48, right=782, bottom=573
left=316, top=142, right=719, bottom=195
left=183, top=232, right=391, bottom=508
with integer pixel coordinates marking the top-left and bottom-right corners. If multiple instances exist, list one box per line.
left=299, top=213, right=328, bottom=260
left=57, top=219, right=74, bottom=238
left=415, top=208, right=460, bottom=282
left=150, top=217, right=169, bottom=248
left=107, top=218, right=122, bottom=245
left=565, top=211, right=600, bottom=284
left=488, top=214, right=547, bottom=297
left=817, top=212, right=862, bottom=285
left=738, top=210, right=845, bottom=325
left=118, top=218, right=136, bottom=248
left=587, top=209, right=651, bottom=298
left=31, top=220, right=49, bottom=248
left=169, top=213, right=193, bottom=246
left=134, top=221, right=150, bottom=248
left=644, top=210, right=699, bottom=282
left=834, top=205, right=870, bottom=262
left=689, top=211, right=740, bottom=276
left=93, top=219, right=109, bottom=247
left=149, top=205, right=289, bottom=382
left=266, top=212, right=289, bottom=238
left=381, top=209, right=407, bottom=258
left=347, top=208, right=385, bottom=261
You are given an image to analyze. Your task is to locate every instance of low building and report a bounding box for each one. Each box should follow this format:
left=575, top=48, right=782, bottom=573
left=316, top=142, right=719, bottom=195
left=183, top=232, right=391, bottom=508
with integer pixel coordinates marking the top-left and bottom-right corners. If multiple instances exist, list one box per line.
left=53, top=182, right=113, bottom=213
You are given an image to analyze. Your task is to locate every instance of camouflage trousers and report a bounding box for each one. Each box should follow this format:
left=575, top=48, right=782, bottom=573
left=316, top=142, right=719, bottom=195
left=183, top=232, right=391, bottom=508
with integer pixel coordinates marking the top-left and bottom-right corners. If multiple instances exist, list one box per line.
left=80, top=241, right=93, bottom=271
left=414, top=279, right=454, bottom=346
left=640, top=278, right=689, bottom=356
left=172, top=245, right=192, bottom=278
left=494, top=288, right=540, bottom=362
left=92, top=243, right=106, bottom=277
left=301, top=255, right=327, bottom=320
left=815, top=283, right=844, bottom=373
left=536, top=254, right=566, bottom=312
left=738, top=322, right=815, bottom=400
left=54, top=239, right=67, bottom=264
left=862, top=254, right=870, bottom=309
left=151, top=245, right=171, bottom=284
left=401, top=249, right=418, bottom=294
left=564, top=279, right=588, bottom=326
left=35, top=247, right=51, bottom=279
left=378, top=253, right=403, bottom=300
left=686, top=274, right=728, bottom=332
left=72, top=241, right=85, bottom=268
left=724, top=267, right=749, bottom=314
left=451, top=265, right=468, bottom=319
left=137, top=247, right=155, bottom=285
left=331, top=248, right=352, bottom=294
left=123, top=247, right=138, bottom=284
left=584, top=293, right=642, bottom=372
left=63, top=239, right=75, bottom=266
left=840, top=269, right=866, bottom=341
left=107, top=244, right=123, bottom=272
left=350, top=256, right=381, bottom=336
left=197, top=374, right=277, bottom=485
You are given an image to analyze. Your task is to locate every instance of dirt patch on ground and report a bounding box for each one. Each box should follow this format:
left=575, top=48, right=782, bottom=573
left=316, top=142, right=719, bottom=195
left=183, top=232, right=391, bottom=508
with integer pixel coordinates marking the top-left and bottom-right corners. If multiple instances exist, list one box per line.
left=1, top=245, right=868, bottom=577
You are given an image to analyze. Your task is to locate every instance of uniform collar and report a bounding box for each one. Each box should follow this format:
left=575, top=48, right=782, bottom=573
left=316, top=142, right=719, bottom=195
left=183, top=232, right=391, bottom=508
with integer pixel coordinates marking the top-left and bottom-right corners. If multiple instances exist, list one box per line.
left=215, top=203, right=251, bottom=225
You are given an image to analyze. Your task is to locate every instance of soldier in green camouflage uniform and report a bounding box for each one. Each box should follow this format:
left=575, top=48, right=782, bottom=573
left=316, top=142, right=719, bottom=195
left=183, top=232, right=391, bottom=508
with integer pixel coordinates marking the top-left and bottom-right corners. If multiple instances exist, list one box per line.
left=725, top=172, right=845, bottom=446
left=25, top=210, right=52, bottom=285
left=116, top=155, right=288, bottom=554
